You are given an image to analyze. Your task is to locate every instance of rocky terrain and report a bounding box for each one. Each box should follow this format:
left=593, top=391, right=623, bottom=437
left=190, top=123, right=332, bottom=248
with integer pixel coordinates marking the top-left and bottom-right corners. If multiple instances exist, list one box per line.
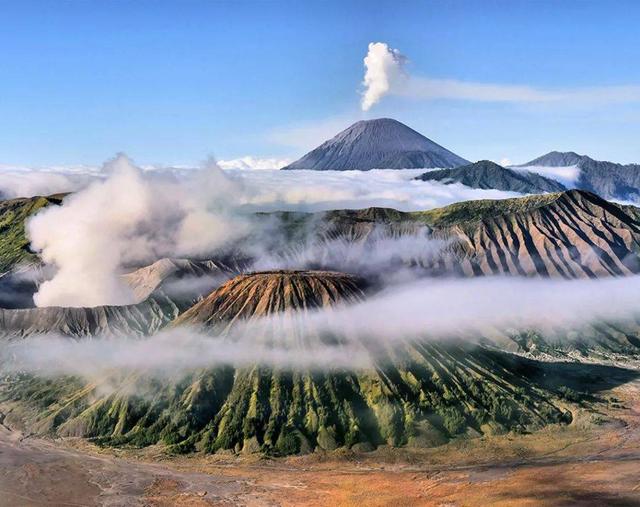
left=281, top=189, right=640, bottom=280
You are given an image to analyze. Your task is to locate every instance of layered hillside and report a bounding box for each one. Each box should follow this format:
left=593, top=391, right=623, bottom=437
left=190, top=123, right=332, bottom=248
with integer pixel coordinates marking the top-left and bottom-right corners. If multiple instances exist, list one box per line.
left=279, top=190, right=640, bottom=279
left=282, top=118, right=469, bottom=170
left=174, top=270, right=364, bottom=326
left=0, top=295, right=180, bottom=339
left=1, top=271, right=573, bottom=455
left=521, top=151, right=640, bottom=201
left=416, top=160, right=566, bottom=193
left=422, top=190, right=640, bottom=278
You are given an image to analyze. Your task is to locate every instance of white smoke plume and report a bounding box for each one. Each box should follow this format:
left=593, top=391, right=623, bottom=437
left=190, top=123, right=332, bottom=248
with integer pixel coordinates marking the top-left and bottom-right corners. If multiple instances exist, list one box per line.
left=361, top=42, right=408, bottom=111
left=27, top=154, right=250, bottom=307
left=360, top=41, right=640, bottom=110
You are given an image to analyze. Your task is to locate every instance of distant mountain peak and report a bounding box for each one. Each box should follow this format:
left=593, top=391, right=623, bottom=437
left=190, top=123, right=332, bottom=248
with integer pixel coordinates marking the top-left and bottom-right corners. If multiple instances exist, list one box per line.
left=520, top=151, right=590, bottom=167
left=281, top=118, right=469, bottom=171
left=519, top=151, right=640, bottom=201
left=415, top=159, right=566, bottom=194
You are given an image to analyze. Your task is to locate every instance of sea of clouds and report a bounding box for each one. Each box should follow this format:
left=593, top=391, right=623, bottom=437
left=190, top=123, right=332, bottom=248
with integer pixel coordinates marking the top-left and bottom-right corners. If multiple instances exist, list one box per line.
left=17, top=153, right=521, bottom=307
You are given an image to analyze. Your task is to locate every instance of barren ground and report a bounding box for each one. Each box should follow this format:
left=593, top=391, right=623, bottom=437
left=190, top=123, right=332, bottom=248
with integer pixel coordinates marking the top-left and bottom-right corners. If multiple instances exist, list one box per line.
left=2, top=378, right=640, bottom=507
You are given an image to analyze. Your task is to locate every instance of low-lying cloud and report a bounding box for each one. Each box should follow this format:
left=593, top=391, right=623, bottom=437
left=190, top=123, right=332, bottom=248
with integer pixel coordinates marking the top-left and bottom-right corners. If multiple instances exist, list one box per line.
left=512, top=164, right=582, bottom=188
left=4, top=274, right=640, bottom=379
left=0, top=165, right=102, bottom=199
left=229, top=168, right=520, bottom=212
left=217, top=156, right=292, bottom=171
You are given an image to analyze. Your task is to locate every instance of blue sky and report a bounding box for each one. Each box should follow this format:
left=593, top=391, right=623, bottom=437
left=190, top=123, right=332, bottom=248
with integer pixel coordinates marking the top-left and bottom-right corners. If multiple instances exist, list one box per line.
left=2, top=0, right=640, bottom=166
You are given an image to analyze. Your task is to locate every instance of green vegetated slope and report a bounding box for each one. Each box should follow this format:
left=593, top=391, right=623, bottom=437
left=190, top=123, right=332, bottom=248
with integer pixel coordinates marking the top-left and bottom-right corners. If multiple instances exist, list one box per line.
left=1, top=271, right=583, bottom=456
left=0, top=194, right=63, bottom=272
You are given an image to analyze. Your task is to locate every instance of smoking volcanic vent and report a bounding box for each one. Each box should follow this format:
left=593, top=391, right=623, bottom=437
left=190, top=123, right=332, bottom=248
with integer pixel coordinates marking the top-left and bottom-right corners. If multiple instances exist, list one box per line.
left=174, top=270, right=365, bottom=326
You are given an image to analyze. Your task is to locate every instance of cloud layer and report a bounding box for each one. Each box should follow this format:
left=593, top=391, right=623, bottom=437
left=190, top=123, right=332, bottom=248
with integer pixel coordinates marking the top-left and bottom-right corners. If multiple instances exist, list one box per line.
left=5, top=274, right=640, bottom=377
left=25, top=157, right=521, bottom=307
left=217, top=156, right=292, bottom=171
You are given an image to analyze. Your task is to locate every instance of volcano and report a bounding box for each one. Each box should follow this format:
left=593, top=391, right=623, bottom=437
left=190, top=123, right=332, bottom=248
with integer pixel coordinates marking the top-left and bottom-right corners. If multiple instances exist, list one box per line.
left=174, top=270, right=364, bottom=326
left=281, top=118, right=469, bottom=170
left=3, top=269, right=572, bottom=456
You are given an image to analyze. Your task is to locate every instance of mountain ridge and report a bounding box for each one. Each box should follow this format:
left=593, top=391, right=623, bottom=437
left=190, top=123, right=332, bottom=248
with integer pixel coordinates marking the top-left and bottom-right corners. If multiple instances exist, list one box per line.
left=520, top=151, right=640, bottom=201
left=2, top=269, right=574, bottom=455
left=415, top=160, right=566, bottom=194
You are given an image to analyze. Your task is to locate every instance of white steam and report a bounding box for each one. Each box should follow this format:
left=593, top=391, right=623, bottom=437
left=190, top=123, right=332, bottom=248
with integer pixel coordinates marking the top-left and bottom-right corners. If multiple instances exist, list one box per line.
left=28, top=154, right=250, bottom=307
left=360, top=41, right=640, bottom=110
left=25, top=157, right=522, bottom=308
left=361, top=42, right=407, bottom=111
left=251, top=225, right=449, bottom=286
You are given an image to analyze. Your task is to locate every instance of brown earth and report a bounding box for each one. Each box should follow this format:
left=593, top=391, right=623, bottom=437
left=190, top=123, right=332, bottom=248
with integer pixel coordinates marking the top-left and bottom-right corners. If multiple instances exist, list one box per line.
left=2, top=376, right=640, bottom=506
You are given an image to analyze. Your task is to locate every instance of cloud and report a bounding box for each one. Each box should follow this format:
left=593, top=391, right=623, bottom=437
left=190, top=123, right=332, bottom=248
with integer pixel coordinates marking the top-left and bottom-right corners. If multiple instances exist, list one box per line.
left=230, top=167, right=521, bottom=212
left=361, top=42, right=640, bottom=110
left=5, top=274, right=640, bottom=378
left=0, top=164, right=101, bottom=199
left=217, top=156, right=292, bottom=171
left=361, top=42, right=408, bottom=111
left=512, top=164, right=582, bottom=187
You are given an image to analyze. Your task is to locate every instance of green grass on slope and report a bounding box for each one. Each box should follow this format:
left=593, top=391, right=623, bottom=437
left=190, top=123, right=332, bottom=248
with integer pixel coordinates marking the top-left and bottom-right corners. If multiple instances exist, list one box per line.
left=411, top=192, right=563, bottom=228
left=0, top=194, right=63, bottom=272
left=271, top=191, right=572, bottom=234
left=0, top=343, right=577, bottom=456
